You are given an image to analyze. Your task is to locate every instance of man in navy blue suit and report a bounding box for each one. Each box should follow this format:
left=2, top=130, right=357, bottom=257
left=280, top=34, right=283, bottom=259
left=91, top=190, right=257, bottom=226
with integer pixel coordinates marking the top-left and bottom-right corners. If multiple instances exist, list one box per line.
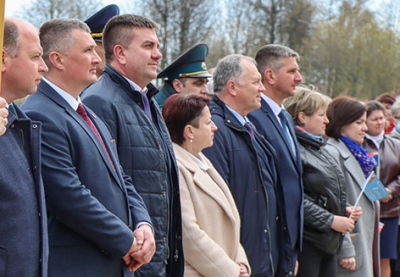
left=22, top=18, right=154, bottom=277
left=0, top=17, right=48, bottom=277
left=248, top=44, right=304, bottom=277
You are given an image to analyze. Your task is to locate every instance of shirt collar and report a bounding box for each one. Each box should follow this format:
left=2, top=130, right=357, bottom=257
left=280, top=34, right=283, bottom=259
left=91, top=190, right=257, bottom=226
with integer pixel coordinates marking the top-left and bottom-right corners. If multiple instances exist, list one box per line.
left=225, top=105, right=250, bottom=126
left=122, top=76, right=148, bottom=94
left=42, top=77, right=80, bottom=110
left=261, top=93, right=284, bottom=117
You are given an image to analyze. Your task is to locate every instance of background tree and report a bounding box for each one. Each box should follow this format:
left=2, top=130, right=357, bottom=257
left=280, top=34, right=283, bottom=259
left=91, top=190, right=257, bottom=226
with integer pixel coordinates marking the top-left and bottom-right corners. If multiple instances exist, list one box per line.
left=137, top=0, right=220, bottom=69
left=303, top=0, right=400, bottom=99
left=16, top=0, right=102, bottom=28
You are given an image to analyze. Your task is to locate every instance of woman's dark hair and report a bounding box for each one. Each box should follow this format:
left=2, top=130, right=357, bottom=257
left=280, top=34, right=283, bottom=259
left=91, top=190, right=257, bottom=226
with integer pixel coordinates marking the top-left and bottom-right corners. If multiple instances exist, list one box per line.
left=376, top=92, right=395, bottom=105
left=162, top=93, right=210, bottom=145
left=365, top=100, right=385, bottom=118
left=326, top=96, right=366, bottom=139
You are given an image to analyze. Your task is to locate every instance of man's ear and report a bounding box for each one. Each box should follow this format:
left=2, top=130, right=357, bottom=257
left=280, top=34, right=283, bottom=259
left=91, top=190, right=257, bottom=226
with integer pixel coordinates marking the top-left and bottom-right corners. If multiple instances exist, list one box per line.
left=172, top=79, right=183, bottom=93
left=264, top=69, right=275, bottom=85
left=226, top=79, right=236, bottom=96
left=48, top=52, right=64, bottom=70
left=113, top=45, right=127, bottom=65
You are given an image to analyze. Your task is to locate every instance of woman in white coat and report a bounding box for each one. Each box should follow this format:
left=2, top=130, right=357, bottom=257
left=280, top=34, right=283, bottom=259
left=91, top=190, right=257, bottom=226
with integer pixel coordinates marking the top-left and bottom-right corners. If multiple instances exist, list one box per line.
left=325, top=96, right=379, bottom=277
left=162, top=93, right=250, bottom=277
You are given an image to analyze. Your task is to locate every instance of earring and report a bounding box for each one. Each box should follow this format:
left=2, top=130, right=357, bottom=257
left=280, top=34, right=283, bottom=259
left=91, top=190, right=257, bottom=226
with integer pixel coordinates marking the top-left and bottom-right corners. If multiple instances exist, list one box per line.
left=190, top=139, right=193, bottom=143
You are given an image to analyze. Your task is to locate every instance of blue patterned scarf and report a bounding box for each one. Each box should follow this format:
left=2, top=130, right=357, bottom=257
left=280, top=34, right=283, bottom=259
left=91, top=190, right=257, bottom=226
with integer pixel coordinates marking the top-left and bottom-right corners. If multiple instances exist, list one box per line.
left=295, top=126, right=324, bottom=142
left=339, top=135, right=377, bottom=178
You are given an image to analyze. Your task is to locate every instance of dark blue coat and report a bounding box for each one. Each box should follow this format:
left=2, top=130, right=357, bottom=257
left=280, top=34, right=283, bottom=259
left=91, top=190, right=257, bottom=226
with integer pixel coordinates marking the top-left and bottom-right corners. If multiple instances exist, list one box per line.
left=22, top=80, right=151, bottom=277
left=248, top=98, right=304, bottom=275
left=82, top=65, right=184, bottom=277
left=0, top=104, right=48, bottom=277
left=203, top=96, right=282, bottom=277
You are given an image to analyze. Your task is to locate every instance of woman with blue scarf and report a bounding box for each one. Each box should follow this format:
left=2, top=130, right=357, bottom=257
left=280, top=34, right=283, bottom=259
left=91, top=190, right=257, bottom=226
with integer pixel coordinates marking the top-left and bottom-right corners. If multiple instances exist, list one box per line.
left=325, top=96, right=379, bottom=277
left=284, top=87, right=362, bottom=277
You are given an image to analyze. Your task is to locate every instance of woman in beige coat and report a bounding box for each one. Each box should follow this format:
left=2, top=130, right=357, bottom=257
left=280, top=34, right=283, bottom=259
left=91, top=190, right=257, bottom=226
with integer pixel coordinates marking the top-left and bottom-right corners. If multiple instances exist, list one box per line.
left=162, top=93, right=250, bottom=277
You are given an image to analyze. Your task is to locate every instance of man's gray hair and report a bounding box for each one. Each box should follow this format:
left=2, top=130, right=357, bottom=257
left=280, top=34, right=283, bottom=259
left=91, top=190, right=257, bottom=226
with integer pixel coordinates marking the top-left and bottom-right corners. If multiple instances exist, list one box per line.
left=255, top=44, right=300, bottom=78
left=39, top=19, right=90, bottom=66
left=213, top=54, right=256, bottom=94
left=103, top=14, right=159, bottom=62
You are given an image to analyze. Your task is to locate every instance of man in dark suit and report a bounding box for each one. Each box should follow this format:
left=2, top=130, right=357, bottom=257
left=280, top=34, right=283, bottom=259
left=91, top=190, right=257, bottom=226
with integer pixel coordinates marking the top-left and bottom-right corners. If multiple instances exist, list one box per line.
left=22, top=18, right=155, bottom=277
left=0, top=18, right=48, bottom=277
left=248, top=44, right=304, bottom=276
left=203, top=54, right=284, bottom=277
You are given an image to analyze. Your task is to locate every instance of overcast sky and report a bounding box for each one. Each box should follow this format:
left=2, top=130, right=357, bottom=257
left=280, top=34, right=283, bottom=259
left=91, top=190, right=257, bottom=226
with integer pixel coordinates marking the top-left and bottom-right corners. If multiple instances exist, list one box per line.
left=5, top=0, right=384, bottom=17
left=4, top=0, right=128, bottom=17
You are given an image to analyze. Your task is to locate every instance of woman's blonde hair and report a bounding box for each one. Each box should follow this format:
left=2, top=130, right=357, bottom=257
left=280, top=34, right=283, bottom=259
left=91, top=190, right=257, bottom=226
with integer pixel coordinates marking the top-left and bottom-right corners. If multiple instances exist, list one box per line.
left=283, top=85, right=329, bottom=126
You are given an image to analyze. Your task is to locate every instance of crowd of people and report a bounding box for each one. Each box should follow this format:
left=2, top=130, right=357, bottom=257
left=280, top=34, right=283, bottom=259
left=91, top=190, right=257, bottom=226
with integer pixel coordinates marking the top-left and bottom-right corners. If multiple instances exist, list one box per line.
left=2, top=5, right=400, bottom=277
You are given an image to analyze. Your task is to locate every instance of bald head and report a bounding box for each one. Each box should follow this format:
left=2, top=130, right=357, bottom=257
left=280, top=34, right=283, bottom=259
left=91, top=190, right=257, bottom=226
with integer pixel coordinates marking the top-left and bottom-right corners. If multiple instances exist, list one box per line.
left=4, top=18, right=38, bottom=58
left=2, top=18, right=47, bottom=103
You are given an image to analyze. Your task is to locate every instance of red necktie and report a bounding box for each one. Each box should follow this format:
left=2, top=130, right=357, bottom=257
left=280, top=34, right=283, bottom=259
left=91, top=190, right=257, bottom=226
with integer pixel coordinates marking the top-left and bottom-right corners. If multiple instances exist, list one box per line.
left=76, top=103, right=115, bottom=170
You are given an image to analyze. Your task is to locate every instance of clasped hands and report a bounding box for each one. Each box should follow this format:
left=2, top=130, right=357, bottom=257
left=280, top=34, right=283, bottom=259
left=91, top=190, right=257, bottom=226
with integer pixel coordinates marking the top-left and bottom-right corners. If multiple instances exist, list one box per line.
left=123, top=224, right=156, bottom=272
left=0, top=97, right=8, bottom=136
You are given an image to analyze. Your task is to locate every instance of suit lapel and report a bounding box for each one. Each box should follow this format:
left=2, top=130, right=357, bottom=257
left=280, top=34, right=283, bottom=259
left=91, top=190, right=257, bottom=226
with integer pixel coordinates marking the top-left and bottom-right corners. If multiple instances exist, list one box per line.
left=261, top=100, right=299, bottom=169
left=84, top=108, right=121, bottom=182
left=39, top=83, right=121, bottom=184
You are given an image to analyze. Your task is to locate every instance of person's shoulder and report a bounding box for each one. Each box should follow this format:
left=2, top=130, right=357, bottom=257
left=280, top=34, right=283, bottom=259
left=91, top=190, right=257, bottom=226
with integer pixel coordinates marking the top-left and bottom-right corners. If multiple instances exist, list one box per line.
left=22, top=90, right=48, bottom=112
left=324, top=138, right=343, bottom=158
left=384, top=135, right=400, bottom=149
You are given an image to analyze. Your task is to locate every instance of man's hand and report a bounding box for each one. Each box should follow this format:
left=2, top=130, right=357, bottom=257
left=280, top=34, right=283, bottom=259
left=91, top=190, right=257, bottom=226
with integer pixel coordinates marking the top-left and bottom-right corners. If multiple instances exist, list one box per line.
left=122, top=237, right=142, bottom=271
left=339, top=257, right=356, bottom=270
left=0, top=97, right=8, bottom=136
left=128, top=224, right=156, bottom=271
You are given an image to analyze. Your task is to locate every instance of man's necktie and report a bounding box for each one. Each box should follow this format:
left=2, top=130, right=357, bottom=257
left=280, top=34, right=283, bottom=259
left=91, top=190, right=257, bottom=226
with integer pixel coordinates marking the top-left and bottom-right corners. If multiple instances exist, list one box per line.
left=8, top=104, right=18, bottom=119
left=141, top=92, right=152, bottom=119
left=278, top=110, right=293, bottom=150
left=76, top=103, right=115, bottom=170
left=244, top=122, right=255, bottom=139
